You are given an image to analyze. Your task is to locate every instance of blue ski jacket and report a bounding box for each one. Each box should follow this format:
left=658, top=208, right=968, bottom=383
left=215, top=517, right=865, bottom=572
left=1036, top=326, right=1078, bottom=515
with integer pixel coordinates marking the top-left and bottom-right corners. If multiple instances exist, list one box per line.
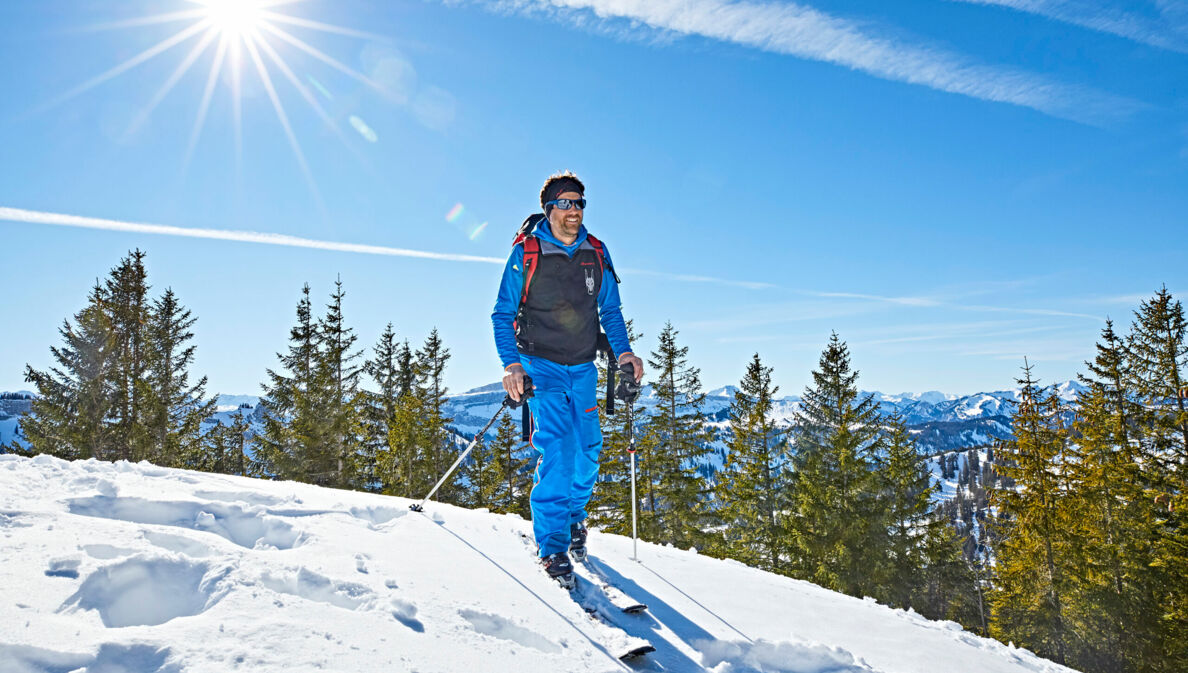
left=491, top=218, right=633, bottom=369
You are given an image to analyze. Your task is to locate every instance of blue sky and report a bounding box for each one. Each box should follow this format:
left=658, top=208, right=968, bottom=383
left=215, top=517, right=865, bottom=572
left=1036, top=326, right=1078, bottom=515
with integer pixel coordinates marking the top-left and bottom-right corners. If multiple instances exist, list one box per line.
left=1, top=0, right=1185, bottom=398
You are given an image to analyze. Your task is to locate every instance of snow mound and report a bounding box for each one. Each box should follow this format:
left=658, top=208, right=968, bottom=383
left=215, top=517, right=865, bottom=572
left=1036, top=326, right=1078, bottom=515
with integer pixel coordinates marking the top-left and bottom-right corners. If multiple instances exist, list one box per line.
left=696, top=637, right=875, bottom=672
left=0, top=454, right=1076, bottom=673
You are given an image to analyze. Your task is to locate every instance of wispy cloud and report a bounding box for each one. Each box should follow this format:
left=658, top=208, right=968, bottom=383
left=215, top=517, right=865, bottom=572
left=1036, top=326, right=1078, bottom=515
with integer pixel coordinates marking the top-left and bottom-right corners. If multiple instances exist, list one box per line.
left=472, top=0, right=1144, bottom=124
left=953, top=0, right=1188, bottom=53
left=803, top=291, right=941, bottom=307
left=626, top=269, right=775, bottom=290
left=957, top=303, right=1103, bottom=320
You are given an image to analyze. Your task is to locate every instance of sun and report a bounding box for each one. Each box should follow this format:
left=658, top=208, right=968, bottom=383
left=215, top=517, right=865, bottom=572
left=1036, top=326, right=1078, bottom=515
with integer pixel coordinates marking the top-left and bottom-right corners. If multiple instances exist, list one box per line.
left=198, top=0, right=266, bottom=37
left=37, top=0, right=392, bottom=207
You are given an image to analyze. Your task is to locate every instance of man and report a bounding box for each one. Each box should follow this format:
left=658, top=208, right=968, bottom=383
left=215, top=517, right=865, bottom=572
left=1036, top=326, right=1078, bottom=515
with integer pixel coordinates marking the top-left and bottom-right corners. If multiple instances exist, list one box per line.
left=491, top=171, right=643, bottom=588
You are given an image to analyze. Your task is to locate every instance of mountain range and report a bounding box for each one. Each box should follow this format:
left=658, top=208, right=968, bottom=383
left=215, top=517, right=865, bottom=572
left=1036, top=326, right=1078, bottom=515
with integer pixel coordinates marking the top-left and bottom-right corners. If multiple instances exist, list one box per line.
left=1, top=381, right=1089, bottom=456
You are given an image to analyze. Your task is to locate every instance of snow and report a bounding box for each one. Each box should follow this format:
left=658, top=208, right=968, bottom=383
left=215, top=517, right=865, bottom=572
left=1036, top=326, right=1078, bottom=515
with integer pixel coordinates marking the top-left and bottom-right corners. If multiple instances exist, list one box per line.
left=0, top=455, right=1075, bottom=673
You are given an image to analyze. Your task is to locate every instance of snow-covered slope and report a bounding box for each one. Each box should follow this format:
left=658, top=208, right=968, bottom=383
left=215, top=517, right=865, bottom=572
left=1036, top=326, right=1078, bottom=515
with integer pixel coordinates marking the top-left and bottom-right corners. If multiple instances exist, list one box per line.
left=0, top=455, right=1074, bottom=673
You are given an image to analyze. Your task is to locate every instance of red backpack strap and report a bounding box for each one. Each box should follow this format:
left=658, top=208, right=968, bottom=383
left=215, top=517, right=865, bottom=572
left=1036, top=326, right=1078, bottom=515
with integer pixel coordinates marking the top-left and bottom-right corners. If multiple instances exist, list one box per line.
left=584, top=233, right=620, bottom=284
left=585, top=233, right=605, bottom=274
left=519, top=236, right=540, bottom=305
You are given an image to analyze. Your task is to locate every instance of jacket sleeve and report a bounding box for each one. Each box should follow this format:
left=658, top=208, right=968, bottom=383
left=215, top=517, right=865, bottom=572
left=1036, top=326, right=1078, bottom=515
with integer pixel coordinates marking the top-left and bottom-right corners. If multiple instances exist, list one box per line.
left=596, top=244, right=633, bottom=359
left=491, top=245, right=525, bottom=370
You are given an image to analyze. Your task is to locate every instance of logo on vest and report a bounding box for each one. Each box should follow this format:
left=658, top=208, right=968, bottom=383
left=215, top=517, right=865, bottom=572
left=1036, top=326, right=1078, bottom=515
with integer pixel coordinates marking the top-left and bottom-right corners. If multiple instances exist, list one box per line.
left=585, top=268, right=595, bottom=295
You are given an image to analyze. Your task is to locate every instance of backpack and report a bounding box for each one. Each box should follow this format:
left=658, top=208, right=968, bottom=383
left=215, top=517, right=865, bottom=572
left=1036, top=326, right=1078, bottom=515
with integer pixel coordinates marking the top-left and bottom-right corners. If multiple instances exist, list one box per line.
left=510, top=213, right=622, bottom=439
left=512, top=214, right=620, bottom=307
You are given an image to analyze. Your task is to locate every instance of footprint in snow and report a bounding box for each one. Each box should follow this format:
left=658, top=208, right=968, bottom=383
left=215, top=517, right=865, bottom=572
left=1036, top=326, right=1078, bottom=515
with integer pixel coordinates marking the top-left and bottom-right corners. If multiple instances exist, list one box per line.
left=458, top=609, right=561, bottom=654
left=59, top=557, right=229, bottom=627
left=258, top=567, right=374, bottom=610
left=67, top=496, right=302, bottom=550
left=391, top=597, right=425, bottom=633
left=45, top=557, right=81, bottom=579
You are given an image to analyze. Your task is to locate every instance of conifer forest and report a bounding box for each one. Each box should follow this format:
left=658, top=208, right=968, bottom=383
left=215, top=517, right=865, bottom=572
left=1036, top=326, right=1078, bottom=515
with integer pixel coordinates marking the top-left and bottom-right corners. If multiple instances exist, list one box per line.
left=7, top=250, right=1187, bottom=673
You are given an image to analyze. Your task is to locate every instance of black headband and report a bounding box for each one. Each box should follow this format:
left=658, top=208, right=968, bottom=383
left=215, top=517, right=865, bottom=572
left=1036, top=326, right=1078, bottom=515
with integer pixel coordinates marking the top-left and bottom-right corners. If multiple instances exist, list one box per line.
left=543, top=178, right=584, bottom=205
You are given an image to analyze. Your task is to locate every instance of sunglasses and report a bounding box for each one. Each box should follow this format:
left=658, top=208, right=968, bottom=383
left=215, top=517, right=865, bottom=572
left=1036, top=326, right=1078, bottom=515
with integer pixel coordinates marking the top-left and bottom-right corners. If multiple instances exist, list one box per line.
left=546, top=198, right=586, bottom=211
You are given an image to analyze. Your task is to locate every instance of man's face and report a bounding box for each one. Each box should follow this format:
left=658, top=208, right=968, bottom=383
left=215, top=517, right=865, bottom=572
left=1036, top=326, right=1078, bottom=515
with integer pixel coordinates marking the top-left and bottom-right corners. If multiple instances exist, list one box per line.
left=547, top=190, right=584, bottom=240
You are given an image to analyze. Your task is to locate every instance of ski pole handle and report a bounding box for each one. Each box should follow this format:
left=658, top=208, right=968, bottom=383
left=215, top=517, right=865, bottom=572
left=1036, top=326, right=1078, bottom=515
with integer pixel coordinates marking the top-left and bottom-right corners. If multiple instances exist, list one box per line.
left=506, top=376, right=534, bottom=409
left=615, top=363, right=641, bottom=403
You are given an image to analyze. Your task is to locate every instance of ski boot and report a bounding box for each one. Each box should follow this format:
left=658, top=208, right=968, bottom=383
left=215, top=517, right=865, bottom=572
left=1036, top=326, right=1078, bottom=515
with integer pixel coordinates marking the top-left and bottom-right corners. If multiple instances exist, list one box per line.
left=569, top=521, right=588, bottom=563
left=541, top=551, right=576, bottom=590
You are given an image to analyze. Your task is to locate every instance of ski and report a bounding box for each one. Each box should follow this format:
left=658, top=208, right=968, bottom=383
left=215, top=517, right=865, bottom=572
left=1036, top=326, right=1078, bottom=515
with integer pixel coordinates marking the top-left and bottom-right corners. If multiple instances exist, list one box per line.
left=519, top=533, right=654, bottom=660
left=571, top=576, right=656, bottom=660
left=574, top=556, right=648, bottom=614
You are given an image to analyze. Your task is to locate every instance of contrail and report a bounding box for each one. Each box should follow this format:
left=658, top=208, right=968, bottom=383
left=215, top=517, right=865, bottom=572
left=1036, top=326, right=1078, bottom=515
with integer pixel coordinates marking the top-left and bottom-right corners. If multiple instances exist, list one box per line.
left=0, top=206, right=503, bottom=264
left=0, top=205, right=778, bottom=290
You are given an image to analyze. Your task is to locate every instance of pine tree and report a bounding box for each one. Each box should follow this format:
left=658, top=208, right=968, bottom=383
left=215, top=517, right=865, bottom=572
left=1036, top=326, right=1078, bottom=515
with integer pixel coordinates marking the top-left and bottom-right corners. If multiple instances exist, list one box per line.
left=21, top=283, right=116, bottom=460
left=316, top=278, right=366, bottom=489
left=786, top=333, right=884, bottom=597
left=376, top=339, right=428, bottom=497
left=712, top=353, right=787, bottom=572
left=363, top=324, right=404, bottom=493
left=142, top=288, right=216, bottom=468
left=990, top=361, right=1073, bottom=665
left=223, top=408, right=251, bottom=476
left=21, top=253, right=212, bottom=468
left=879, top=413, right=939, bottom=609
left=104, top=250, right=152, bottom=462
left=415, top=329, right=455, bottom=501
left=1124, top=289, right=1188, bottom=670
left=1126, top=287, right=1188, bottom=490
left=255, top=285, right=329, bottom=482
left=491, top=409, right=532, bottom=518
left=640, top=322, right=715, bottom=549
left=1058, top=319, right=1164, bottom=673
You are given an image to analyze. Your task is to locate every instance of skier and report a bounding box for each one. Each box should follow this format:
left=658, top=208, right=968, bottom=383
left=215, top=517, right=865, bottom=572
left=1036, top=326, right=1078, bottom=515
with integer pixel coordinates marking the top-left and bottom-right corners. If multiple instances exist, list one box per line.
left=491, top=171, right=643, bottom=589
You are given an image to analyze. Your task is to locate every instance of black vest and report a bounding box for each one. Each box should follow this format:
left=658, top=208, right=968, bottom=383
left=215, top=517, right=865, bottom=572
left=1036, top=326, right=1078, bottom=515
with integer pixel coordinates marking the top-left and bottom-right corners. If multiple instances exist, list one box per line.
left=515, top=236, right=604, bottom=365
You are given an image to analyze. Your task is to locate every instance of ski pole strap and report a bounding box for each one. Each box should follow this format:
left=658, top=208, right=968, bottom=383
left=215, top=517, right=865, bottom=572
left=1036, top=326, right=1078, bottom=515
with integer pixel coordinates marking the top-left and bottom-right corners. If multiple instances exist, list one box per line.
left=510, top=376, right=534, bottom=442
left=605, top=360, right=616, bottom=415
left=597, top=332, right=616, bottom=415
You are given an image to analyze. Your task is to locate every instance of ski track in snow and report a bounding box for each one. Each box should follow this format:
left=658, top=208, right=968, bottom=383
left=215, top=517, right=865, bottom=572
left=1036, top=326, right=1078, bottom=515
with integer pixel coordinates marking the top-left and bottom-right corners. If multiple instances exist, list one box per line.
left=0, top=454, right=1078, bottom=673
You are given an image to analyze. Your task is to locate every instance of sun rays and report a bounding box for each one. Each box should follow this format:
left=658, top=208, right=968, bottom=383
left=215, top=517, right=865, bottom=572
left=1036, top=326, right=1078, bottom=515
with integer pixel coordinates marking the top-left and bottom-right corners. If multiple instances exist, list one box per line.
left=41, top=0, right=390, bottom=206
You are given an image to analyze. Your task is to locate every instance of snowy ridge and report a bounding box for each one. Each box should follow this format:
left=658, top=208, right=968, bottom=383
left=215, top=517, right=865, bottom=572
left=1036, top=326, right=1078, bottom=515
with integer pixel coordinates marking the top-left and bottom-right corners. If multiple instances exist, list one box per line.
left=0, top=455, right=1075, bottom=673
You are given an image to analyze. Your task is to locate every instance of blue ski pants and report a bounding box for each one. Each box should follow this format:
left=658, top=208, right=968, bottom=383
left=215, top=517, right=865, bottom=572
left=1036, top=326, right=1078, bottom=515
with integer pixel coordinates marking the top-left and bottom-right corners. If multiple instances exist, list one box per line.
left=521, top=356, right=602, bottom=558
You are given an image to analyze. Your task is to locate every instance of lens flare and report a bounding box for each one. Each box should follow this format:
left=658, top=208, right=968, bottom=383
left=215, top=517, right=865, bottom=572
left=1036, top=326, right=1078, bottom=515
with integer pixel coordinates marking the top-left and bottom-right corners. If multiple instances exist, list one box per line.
left=307, top=74, right=333, bottom=101
left=468, top=221, right=488, bottom=240
left=349, top=115, right=378, bottom=143
left=445, top=203, right=465, bottom=223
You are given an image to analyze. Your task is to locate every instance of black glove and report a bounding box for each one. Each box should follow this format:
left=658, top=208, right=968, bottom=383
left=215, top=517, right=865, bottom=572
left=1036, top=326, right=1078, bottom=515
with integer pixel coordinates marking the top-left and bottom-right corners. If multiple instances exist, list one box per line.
left=615, top=363, right=641, bottom=403
left=506, top=376, right=534, bottom=409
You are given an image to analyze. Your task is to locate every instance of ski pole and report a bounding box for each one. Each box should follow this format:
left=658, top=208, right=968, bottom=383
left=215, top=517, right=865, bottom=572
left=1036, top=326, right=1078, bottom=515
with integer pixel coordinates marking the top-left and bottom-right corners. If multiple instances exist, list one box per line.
left=615, top=363, right=642, bottom=561
left=410, top=377, right=533, bottom=512
left=628, top=401, right=638, bottom=562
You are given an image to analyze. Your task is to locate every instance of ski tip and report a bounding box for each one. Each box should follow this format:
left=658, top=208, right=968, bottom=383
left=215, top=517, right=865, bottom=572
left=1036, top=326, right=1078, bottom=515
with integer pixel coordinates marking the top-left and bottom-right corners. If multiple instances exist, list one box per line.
left=619, top=644, right=656, bottom=661
left=622, top=604, right=648, bottom=614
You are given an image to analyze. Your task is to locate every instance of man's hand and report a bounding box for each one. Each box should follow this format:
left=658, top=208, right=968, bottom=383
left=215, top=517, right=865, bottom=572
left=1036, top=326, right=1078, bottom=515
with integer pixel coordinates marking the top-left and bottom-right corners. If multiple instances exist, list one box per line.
left=503, top=363, right=527, bottom=402
left=618, top=353, right=644, bottom=383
